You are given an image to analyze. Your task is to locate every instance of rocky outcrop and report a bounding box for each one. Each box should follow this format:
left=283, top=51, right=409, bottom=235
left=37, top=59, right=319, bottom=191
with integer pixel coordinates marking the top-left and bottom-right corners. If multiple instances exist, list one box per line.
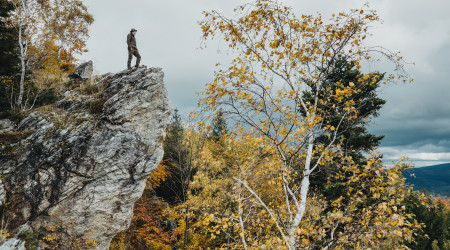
left=0, top=67, right=172, bottom=249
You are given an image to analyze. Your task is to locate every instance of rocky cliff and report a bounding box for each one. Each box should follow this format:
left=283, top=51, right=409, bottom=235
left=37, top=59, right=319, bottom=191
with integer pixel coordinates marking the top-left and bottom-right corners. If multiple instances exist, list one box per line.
left=0, top=67, right=172, bottom=249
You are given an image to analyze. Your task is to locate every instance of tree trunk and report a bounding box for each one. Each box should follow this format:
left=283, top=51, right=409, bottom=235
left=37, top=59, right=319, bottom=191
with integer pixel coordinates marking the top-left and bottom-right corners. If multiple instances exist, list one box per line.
left=17, top=24, right=26, bottom=110
left=288, top=133, right=315, bottom=248
left=237, top=182, right=248, bottom=250
left=183, top=204, right=190, bottom=249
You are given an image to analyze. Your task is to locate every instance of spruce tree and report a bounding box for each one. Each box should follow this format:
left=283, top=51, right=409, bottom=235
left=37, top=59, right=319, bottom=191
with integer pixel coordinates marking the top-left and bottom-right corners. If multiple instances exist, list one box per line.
left=304, top=56, right=386, bottom=197
left=0, top=0, right=19, bottom=111
left=155, top=109, right=190, bottom=204
left=404, top=193, right=450, bottom=249
left=0, top=0, right=18, bottom=76
left=210, top=109, right=228, bottom=142
left=304, top=56, right=385, bottom=161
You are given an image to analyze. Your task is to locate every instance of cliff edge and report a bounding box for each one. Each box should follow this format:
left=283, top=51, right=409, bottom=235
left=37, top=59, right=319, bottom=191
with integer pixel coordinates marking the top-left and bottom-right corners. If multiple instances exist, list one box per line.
left=0, top=67, right=172, bottom=249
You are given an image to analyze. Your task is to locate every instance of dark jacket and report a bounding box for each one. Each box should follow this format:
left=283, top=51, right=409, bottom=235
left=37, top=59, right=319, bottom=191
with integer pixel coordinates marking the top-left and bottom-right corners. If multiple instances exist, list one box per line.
left=127, top=33, right=137, bottom=50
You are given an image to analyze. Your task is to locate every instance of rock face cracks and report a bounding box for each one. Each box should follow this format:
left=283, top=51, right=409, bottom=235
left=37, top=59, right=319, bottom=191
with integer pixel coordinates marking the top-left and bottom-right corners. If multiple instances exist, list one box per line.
left=0, top=67, right=172, bottom=249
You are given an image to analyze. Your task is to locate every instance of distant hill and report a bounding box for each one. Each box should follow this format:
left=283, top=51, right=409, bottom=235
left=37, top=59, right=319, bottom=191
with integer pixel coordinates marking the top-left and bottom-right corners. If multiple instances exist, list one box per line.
left=403, top=163, right=450, bottom=197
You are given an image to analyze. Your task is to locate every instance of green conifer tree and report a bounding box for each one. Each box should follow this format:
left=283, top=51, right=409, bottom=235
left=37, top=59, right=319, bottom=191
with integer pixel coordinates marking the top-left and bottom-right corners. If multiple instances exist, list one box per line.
left=155, top=109, right=191, bottom=204
left=210, top=109, right=228, bottom=142
left=0, top=0, right=19, bottom=111
left=305, top=56, right=386, bottom=198
left=404, top=193, right=450, bottom=249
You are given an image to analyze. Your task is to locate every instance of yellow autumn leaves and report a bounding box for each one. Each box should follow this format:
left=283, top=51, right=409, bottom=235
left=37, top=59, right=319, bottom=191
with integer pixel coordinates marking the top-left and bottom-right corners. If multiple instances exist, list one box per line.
left=192, top=0, right=416, bottom=248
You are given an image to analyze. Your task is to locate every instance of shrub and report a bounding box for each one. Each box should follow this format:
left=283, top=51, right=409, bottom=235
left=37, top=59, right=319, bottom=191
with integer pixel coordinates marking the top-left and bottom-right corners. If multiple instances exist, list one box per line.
left=17, top=230, right=39, bottom=250
left=0, top=111, right=27, bottom=124
left=81, top=84, right=101, bottom=96
left=89, top=98, right=108, bottom=114
left=35, top=88, right=60, bottom=107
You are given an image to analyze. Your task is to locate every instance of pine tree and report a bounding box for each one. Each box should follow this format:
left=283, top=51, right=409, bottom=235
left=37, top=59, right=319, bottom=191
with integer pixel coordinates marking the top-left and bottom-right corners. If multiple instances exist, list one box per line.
left=164, top=108, right=185, bottom=162
left=306, top=56, right=386, bottom=198
left=155, top=109, right=191, bottom=204
left=0, top=0, right=18, bottom=76
left=210, top=109, right=228, bottom=142
left=304, top=56, right=385, bottom=161
left=0, top=0, right=19, bottom=111
left=404, top=193, right=450, bottom=249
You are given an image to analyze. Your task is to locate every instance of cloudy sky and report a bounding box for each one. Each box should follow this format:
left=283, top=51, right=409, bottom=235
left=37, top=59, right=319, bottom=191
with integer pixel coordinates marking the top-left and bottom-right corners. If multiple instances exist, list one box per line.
left=79, top=0, right=450, bottom=168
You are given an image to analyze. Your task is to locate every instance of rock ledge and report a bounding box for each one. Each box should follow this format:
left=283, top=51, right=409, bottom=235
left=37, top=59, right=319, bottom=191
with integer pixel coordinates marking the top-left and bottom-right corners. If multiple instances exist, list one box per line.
left=0, top=67, right=172, bottom=249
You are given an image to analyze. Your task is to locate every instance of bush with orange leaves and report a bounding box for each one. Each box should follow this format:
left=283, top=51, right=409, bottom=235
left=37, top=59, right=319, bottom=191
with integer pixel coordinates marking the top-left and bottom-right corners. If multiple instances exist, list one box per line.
left=110, top=165, right=184, bottom=250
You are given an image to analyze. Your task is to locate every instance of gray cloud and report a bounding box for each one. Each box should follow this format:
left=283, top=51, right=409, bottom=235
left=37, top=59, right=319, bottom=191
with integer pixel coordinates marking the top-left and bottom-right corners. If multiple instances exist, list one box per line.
left=369, top=37, right=450, bottom=166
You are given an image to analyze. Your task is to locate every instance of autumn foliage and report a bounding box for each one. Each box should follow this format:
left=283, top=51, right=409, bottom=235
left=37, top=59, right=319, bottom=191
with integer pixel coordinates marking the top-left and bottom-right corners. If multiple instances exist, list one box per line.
left=111, top=188, right=179, bottom=249
left=2, top=0, right=447, bottom=248
left=193, top=0, right=415, bottom=248
left=107, top=1, right=450, bottom=249
left=1, top=0, right=93, bottom=111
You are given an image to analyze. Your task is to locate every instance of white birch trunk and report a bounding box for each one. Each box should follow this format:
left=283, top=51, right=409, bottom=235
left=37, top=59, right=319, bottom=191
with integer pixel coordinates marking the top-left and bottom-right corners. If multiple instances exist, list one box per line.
left=17, top=24, right=26, bottom=109
left=15, top=0, right=30, bottom=110
left=287, top=132, right=315, bottom=248
left=237, top=183, right=248, bottom=250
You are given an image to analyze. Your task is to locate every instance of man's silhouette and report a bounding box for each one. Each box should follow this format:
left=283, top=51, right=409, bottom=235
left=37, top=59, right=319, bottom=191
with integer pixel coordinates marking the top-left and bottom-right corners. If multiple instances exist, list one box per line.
left=127, top=28, right=141, bottom=69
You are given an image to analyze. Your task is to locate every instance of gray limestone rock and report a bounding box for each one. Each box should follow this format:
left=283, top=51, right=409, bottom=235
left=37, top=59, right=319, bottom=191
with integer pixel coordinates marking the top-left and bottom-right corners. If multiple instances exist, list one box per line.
left=15, top=223, right=33, bottom=237
left=0, top=119, right=14, bottom=132
left=0, top=67, right=172, bottom=249
left=69, top=60, right=94, bottom=80
left=0, top=238, right=25, bottom=250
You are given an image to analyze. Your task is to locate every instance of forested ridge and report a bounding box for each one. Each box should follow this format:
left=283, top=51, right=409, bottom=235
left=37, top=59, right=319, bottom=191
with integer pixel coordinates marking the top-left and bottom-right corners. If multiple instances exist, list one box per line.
left=404, top=163, right=450, bottom=197
left=1, top=0, right=449, bottom=249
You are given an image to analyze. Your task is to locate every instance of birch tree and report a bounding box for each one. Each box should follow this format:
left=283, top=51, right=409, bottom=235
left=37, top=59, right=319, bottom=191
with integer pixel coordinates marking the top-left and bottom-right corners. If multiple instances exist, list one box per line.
left=9, top=0, right=38, bottom=109
left=8, top=0, right=93, bottom=110
left=41, top=0, right=93, bottom=72
left=198, top=0, right=410, bottom=248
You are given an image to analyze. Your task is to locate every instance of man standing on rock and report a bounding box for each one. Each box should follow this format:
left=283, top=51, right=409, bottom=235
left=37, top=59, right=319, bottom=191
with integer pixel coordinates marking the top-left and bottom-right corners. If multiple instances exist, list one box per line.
left=127, top=28, right=141, bottom=70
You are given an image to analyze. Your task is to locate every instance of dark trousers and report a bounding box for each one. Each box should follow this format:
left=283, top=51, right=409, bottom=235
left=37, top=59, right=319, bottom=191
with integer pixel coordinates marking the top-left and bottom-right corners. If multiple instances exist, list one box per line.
left=127, top=48, right=141, bottom=69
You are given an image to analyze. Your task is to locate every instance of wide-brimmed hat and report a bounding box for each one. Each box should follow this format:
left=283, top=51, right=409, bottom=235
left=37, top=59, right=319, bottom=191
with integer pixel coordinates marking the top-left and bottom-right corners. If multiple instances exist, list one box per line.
left=130, top=28, right=137, bottom=32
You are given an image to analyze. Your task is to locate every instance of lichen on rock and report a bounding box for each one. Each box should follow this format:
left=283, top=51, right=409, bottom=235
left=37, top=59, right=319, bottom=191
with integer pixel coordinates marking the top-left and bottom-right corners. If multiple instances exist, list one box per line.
left=0, top=67, right=172, bottom=249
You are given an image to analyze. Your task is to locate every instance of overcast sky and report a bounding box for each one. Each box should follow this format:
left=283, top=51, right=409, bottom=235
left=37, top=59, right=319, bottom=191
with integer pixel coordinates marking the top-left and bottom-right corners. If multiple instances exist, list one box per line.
left=79, top=0, right=450, bottom=168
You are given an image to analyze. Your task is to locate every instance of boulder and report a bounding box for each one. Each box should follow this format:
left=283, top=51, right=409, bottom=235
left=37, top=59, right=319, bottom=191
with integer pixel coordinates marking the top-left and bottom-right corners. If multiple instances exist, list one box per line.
left=0, top=238, right=25, bottom=250
left=69, top=60, right=94, bottom=80
left=0, top=119, right=14, bottom=132
left=0, top=67, right=172, bottom=249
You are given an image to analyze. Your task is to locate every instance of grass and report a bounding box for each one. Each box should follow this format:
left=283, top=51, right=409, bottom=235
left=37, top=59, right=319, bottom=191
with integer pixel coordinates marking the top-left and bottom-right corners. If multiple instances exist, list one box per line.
left=0, top=111, right=27, bottom=124
left=0, top=130, right=34, bottom=144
